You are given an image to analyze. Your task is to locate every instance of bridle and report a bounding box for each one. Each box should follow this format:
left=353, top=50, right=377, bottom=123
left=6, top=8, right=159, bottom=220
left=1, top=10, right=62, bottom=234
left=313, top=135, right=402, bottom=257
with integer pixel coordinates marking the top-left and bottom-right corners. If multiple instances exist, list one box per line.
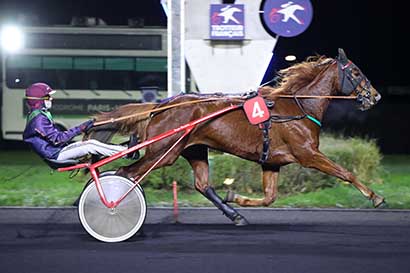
left=337, top=58, right=372, bottom=104
left=259, top=57, right=375, bottom=128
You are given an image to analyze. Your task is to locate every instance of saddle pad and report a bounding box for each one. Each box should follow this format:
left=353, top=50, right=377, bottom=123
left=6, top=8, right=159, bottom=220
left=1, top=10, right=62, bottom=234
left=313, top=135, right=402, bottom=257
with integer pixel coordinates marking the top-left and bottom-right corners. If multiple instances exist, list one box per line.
left=243, top=96, right=270, bottom=125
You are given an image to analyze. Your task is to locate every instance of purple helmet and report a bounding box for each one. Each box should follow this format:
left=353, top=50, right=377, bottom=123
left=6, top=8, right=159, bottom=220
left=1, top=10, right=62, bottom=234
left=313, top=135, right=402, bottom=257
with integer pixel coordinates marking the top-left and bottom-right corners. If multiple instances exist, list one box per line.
left=25, top=83, right=56, bottom=110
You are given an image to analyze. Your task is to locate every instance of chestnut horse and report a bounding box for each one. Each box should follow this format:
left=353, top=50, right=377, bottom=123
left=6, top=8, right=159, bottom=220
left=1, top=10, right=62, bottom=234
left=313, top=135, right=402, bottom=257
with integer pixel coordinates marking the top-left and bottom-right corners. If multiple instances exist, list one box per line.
left=89, top=49, right=383, bottom=225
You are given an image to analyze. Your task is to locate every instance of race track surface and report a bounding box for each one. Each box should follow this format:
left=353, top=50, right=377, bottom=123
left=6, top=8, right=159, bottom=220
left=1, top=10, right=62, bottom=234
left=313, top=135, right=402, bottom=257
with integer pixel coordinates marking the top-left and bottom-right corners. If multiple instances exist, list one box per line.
left=1, top=208, right=410, bottom=273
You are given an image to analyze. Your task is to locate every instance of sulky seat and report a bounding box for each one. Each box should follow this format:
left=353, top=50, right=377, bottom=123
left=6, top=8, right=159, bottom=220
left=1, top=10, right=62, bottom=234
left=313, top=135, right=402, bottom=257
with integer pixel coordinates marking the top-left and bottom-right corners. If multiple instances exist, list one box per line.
left=43, top=158, right=80, bottom=169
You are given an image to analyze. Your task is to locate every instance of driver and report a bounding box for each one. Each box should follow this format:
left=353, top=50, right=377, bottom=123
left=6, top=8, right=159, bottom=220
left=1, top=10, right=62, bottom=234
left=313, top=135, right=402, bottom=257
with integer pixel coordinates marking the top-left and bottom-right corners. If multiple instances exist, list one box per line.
left=23, top=82, right=138, bottom=162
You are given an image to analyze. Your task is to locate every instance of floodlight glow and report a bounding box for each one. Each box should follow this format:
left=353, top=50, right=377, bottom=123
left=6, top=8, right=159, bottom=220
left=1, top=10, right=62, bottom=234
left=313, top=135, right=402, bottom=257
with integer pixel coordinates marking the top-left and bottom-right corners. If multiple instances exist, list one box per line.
left=285, top=55, right=297, bottom=62
left=1, top=25, right=24, bottom=53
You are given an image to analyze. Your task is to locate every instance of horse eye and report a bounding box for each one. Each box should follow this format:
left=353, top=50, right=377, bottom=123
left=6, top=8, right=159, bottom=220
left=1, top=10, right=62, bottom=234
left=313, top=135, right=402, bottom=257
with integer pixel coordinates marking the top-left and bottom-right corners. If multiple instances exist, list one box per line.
left=351, top=68, right=361, bottom=78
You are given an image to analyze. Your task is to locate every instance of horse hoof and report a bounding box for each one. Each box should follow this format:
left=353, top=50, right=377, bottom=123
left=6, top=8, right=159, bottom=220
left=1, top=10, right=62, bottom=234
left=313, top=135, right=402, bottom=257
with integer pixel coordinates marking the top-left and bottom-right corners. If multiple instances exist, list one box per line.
left=377, top=201, right=388, bottom=209
left=372, top=195, right=386, bottom=208
left=233, top=215, right=249, bottom=226
left=224, top=190, right=236, bottom=203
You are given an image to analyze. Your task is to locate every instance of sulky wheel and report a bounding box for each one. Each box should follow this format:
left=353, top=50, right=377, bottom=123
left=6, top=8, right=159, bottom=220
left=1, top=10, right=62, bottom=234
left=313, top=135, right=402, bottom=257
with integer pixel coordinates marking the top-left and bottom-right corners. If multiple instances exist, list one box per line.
left=85, top=171, right=144, bottom=194
left=78, top=175, right=147, bottom=243
left=73, top=171, right=143, bottom=207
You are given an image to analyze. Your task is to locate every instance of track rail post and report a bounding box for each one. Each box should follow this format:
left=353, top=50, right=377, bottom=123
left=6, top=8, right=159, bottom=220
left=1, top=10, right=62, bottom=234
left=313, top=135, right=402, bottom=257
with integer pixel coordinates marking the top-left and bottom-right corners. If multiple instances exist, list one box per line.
left=173, top=181, right=179, bottom=223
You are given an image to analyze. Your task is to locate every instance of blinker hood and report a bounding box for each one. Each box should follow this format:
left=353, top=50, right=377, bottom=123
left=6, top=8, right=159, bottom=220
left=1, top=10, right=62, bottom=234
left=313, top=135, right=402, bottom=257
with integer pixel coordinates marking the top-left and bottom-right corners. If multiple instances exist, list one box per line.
left=337, top=48, right=356, bottom=95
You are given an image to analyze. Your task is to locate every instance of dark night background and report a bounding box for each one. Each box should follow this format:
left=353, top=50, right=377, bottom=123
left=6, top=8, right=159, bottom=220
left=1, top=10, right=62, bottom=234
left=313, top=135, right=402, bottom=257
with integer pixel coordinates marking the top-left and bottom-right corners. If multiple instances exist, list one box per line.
left=0, top=0, right=408, bottom=153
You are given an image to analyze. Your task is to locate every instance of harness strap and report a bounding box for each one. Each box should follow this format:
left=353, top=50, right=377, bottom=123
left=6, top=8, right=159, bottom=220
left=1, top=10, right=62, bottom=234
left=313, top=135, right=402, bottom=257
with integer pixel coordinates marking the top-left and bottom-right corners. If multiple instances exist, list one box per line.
left=255, top=97, right=320, bottom=164
left=306, top=115, right=322, bottom=127
left=269, top=96, right=321, bottom=126
left=258, top=120, right=271, bottom=164
left=293, top=96, right=322, bottom=127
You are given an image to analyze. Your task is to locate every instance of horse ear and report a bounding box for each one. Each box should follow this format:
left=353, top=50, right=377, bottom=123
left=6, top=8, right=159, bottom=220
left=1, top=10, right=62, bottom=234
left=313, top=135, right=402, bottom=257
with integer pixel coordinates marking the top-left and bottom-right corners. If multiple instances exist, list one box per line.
left=338, top=48, right=348, bottom=63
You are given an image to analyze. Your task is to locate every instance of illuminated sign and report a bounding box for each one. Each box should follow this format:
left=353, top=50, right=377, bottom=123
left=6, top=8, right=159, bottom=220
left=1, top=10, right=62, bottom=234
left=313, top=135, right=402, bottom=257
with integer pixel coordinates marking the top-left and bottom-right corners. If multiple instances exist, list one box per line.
left=260, top=0, right=313, bottom=37
left=210, top=4, right=245, bottom=40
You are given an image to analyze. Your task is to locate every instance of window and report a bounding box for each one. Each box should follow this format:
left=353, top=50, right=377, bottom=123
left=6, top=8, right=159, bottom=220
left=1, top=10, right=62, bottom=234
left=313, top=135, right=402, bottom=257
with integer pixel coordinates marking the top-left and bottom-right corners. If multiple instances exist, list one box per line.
left=6, top=55, right=167, bottom=90
left=26, top=33, right=162, bottom=50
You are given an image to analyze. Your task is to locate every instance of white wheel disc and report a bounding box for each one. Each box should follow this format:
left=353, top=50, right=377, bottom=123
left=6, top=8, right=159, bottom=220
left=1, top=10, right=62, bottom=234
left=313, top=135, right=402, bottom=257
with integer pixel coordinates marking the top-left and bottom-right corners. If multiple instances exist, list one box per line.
left=78, top=175, right=146, bottom=242
left=85, top=171, right=144, bottom=193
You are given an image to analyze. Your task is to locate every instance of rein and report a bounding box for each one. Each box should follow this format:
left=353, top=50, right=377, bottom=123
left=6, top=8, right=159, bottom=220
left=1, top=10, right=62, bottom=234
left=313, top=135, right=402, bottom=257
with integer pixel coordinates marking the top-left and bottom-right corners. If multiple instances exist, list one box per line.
left=274, top=94, right=357, bottom=100
left=93, top=93, right=356, bottom=127
left=93, top=97, right=242, bottom=126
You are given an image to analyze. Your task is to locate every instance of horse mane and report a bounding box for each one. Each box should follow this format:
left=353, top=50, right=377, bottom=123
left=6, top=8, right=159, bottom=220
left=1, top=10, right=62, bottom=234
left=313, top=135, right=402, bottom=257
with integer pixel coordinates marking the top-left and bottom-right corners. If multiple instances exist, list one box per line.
left=93, top=102, right=157, bottom=141
left=258, top=55, right=334, bottom=98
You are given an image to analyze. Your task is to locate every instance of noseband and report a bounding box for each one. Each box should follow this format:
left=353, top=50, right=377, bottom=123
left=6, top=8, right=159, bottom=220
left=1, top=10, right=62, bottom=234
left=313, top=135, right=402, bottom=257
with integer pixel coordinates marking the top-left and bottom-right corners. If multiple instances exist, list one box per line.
left=337, top=59, right=372, bottom=103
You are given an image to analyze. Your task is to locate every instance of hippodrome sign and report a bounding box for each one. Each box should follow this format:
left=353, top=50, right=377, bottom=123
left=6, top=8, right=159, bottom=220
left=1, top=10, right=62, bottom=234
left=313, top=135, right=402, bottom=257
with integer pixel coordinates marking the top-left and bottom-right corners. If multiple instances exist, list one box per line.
left=210, top=4, right=245, bottom=40
left=260, top=0, right=313, bottom=37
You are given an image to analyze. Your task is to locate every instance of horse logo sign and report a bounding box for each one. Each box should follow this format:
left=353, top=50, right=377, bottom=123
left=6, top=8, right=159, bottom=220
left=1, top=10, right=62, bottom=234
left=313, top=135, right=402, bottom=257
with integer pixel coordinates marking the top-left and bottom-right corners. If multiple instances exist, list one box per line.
left=260, top=0, right=313, bottom=37
left=210, top=4, right=245, bottom=40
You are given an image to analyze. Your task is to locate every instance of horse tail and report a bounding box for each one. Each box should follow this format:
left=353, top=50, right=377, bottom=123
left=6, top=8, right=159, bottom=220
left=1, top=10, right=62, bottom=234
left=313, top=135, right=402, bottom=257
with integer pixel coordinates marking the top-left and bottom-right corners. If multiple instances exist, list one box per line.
left=85, top=102, right=157, bottom=143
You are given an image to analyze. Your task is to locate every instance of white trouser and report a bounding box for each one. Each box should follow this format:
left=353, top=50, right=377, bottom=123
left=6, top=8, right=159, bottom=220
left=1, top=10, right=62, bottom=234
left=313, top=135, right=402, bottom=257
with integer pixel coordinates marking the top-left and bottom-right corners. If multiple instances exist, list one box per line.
left=56, top=139, right=126, bottom=161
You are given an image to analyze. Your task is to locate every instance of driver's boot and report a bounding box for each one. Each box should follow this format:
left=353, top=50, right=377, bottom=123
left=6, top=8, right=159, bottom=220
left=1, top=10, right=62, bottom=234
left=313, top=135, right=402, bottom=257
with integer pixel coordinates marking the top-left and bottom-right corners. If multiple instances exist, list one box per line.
left=126, top=134, right=140, bottom=160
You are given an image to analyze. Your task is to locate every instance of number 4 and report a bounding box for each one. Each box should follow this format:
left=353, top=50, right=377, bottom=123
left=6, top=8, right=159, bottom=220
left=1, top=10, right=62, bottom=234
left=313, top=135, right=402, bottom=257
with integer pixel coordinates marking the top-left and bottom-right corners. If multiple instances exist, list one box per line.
left=252, top=102, right=265, bottom=118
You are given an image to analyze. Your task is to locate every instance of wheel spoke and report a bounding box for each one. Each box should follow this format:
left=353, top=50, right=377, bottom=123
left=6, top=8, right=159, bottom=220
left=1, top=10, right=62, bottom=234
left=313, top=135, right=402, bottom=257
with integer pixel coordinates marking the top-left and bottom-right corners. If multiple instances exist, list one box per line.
left=78, top=175, right=146, bottom=242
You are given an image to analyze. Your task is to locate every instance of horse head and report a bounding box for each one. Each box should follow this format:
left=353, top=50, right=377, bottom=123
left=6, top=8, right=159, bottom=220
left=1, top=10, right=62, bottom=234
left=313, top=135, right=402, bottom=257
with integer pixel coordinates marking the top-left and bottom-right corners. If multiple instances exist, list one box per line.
left=336, top=48, right=381, bottom=111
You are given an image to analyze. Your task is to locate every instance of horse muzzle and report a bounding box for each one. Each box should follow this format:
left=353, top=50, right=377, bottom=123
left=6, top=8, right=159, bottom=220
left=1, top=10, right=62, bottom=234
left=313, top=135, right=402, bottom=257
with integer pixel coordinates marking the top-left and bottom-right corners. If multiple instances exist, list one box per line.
left=357, top=93, right=381, bottom=111
left=375, top=93, right=382, bottom=103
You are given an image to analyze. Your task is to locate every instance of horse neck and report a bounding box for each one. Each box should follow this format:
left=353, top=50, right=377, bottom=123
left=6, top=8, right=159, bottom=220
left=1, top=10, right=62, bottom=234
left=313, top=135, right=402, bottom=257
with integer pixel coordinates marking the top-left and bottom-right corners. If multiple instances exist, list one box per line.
left=297, top=64, right=337, bottom=122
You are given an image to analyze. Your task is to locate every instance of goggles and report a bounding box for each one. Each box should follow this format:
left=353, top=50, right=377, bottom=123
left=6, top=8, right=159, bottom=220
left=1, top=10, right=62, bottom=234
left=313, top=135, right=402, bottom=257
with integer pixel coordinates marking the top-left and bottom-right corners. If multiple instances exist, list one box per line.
left=26, top=95, right=52, bottom=100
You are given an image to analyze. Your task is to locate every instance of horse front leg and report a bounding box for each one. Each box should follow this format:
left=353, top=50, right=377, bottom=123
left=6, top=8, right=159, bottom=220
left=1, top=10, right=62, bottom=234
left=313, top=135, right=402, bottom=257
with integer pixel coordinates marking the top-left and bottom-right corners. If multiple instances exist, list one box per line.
left=299, top=151, right=385, bottom=207
left=224, top=165, right=279, bottom=207
left=183, top=146, right=249, bottom=226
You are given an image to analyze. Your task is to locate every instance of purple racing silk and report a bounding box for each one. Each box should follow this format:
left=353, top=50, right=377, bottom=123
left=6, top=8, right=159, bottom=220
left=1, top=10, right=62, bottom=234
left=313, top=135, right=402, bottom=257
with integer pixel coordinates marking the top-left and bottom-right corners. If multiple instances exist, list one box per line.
left=23, top=111, right=83, bottom=159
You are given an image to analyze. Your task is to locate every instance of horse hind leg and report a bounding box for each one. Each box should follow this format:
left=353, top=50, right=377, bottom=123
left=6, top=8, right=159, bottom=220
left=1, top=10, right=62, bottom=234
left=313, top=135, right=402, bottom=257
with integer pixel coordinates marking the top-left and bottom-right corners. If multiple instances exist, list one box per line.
left=224, top=165, right=279, bottom=207
left=182, top=146, right=249, bottom=226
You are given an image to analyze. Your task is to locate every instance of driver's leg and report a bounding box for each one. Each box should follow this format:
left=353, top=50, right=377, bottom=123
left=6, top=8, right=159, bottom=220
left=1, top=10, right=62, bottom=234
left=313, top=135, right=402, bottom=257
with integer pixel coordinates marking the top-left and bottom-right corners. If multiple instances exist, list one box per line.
left=56, top=139, right=126, bottom=160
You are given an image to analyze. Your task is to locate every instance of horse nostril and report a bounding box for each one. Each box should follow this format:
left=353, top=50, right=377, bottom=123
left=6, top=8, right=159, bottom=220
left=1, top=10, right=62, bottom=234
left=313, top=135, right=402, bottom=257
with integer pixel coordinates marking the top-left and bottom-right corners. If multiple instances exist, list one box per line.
left=375, top=94, right=381, bottom=102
